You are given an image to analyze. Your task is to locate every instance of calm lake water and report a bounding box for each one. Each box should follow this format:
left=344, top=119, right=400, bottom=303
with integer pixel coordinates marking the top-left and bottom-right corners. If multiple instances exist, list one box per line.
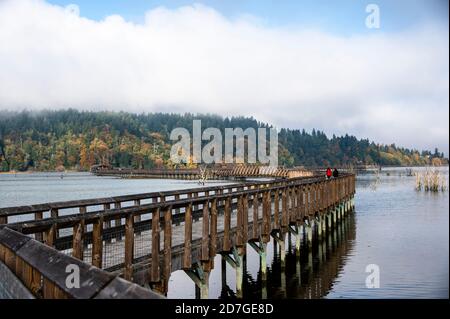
left=0, top=167, right=448, bottom=298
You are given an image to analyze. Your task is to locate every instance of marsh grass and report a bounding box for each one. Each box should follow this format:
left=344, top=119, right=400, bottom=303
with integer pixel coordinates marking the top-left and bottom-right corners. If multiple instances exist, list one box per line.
left=415, top=169, right=447, bottom=192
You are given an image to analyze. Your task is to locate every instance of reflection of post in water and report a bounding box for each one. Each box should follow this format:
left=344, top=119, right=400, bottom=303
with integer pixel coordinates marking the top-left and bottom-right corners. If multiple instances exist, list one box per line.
left=221, top=246, right=245, bottom=298
left=302, top=213, right=356, bottom=298
left=244, top=206, right=356, bottom=299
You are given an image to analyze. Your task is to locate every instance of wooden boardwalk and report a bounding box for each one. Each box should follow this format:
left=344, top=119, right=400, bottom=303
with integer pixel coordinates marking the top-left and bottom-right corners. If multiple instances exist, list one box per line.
left=91, top=165, right=314, bottom=180
left=0, top=173, right=355, bottom=298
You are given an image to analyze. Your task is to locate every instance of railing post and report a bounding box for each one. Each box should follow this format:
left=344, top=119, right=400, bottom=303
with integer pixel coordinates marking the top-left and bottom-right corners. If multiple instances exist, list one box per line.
left=103, top=203, right=112, bottom=243
left=210, top=199, right=218, bottom=261
left=34, top=212, right=43, bottom=241
left=124, top=213, right=135, bottom=280
left=281, top=188, right=288, bottom=228
left=297, top=186, right=302, bottom=222
left=183, top=203, right=193, bottom=269
left=274, top=189, right=280, bottom=230
left=201, top=201, right=209, bottom=261
left=134, top=199, right=142, bottom=235
left=236, top=195, right=244, bottom=247
left=242, top=194, right=248, bottom=245
left=223, top=197, right=231, bottom=252
left=174, top=195, right=180, bottom=215
left=150, top=207, right=160, bottom=283
left=253, top=192, right=259, bottom=239
left=72, top=219, right=84, bottom=260
left=162, top=206, right=172, bottom=294
left=50, top=208, right=59, bottom=239
left=114, top=202, right=122, bottom=241
left=92, top=216, right=103, bottom=268
left=262, top=191, right=270, bottom=243
left=44, top=224, right=56, bottom=247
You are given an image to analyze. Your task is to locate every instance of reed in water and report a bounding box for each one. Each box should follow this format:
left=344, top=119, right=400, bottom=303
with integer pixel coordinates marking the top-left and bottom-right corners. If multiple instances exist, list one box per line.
left=415, top=169, right=447, bottom=192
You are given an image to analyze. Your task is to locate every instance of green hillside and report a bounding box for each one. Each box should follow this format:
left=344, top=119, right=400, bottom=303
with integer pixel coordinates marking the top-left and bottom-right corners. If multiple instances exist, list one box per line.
left=0, top=109, right=447, bottom=171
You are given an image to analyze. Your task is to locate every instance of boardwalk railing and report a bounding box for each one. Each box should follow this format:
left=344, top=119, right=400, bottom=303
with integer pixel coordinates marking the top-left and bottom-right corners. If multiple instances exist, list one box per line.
left=0, top=175, right=315, bottom=225
left=1, top=173, right=355, bottom=296
left=0, top=227, right=164, bottom=299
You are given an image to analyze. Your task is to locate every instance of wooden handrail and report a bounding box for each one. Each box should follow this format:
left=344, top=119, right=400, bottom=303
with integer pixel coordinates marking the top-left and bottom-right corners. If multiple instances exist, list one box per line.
left=0, top=227, right=164, bottom=299
left=0, top=175, right=321, bottom=218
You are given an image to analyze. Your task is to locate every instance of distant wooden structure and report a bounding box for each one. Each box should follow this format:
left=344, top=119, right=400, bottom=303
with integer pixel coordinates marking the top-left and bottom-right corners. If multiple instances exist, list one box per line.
left=90, top=165, right=314, bottom=180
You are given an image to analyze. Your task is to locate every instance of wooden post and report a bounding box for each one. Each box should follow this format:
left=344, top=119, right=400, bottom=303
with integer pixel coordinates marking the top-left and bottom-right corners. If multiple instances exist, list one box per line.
left=163, top=206, right=172, bottom=288
left=201, top=201, right=209, bottom=261
left=236, top=195, right=244, bottom=247
left=296, top=186, right=302, bottom=222
left=193, top=192, right=199, bottom=212
left=151, top=207, right=160, bottom=283
left=174, top=194, right=180, bottom=215
left=72, top=219, right=84, bottom=260
left=306, top=186, right=310, bottom=216
left=253, top=192, right=259, bottom=239
left=312, top=184, right=317, bottom=214
left=281, top=188, right=288, bottom=228
left=242, top=194, right=248, bottom=245
left=50, top=208, right=59, bottom=218
left=262, top=191, right=270, bottom=242
left=114, top=202, right=122, bottom=241
left=134, top=199, right=141, bottom=235
left=50, top=208, right=59, bottom=239
left=124, top=213, right=135, bottom=280
left=200, top=271, right=210, bottom=299
left=223, top=197, right=231, bottom=251
left=274, top=190, right=280, bottom=230
left=103, top=203, right=112, bottom=243
left=92, top=216, right=103, bottom=268
left=261, top=242, right=267, bottom=282
left=210, top=199, right=218, bottom=261
left=80, top=206, right=88, bottom=236
left=34, top=212, right=43, bottom=242
left=183, top=203, right=193, bottom=269
left=289, top=187, right=296, bottom=223
left=301, top=186, right=306, bottom=221
left=44, top=224, right=56, bottom=247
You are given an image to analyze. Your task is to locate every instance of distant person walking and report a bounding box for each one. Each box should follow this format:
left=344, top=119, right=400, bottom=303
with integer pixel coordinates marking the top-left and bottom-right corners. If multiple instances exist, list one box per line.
left=333, top=168, right=339, bottom=178
left=326, top=167, right=332, bottom=179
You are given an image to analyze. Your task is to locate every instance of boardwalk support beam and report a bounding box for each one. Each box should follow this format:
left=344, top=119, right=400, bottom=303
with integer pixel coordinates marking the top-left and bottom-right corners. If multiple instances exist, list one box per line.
left=222, top=247, right=244, bottom=298
left=184, top=262, right=210, bottom=299
left=249, top=238, right=267, bottom=281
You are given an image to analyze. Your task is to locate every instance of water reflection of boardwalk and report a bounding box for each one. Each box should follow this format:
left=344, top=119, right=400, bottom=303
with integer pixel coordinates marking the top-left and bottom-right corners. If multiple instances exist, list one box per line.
left=217, top=214, right=356, bottom=299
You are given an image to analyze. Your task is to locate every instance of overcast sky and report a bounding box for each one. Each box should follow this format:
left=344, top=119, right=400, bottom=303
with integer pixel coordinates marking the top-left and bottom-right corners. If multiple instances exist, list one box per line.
left=0, top=0, right=448, bottom=154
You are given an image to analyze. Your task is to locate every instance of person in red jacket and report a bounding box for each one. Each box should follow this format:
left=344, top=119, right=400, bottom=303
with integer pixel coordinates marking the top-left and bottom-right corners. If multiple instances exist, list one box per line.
left=326, top=167, right=332, bottom=179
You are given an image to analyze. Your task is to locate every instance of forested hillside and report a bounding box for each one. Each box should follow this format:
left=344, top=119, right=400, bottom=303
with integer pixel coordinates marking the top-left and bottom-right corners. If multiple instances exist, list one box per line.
left=0, top=109, right=447, bottom=171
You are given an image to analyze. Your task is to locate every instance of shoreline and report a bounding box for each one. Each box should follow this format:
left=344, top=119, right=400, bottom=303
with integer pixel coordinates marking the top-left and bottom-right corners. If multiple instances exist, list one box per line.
left=0, top=170, right=87, bottom=175
left=1, top=164, right=448, bottom=175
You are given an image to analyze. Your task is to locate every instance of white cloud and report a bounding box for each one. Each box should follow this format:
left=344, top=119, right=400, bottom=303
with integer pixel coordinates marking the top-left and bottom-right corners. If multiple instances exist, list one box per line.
left=0, top=0, right=448, bottom=154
